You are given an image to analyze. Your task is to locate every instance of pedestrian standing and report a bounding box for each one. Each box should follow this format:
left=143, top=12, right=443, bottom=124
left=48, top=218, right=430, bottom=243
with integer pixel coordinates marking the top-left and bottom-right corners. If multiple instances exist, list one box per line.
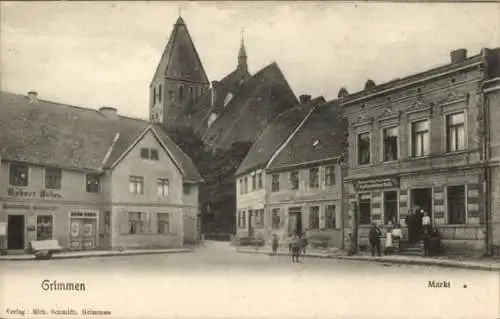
left=368, top=223, right=382, bottom=257
left=422, top=226, right=431, bottom=256
left=290, top=232, right=301, bottom=263
left=272, top=234, right=279, bottom=256
left=300, top=232, right=308, bottom=256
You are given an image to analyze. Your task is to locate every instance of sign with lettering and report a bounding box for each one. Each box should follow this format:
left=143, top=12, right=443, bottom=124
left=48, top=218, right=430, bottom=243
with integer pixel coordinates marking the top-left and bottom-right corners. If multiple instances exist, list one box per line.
left=7, top=188, right=62, bottom=199
left=355, top=176, right=399, bottom=191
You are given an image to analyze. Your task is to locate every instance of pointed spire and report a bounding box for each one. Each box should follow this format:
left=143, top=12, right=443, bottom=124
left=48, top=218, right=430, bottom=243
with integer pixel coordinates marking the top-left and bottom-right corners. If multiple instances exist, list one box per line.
left=238, top=29, right=248, bottom=72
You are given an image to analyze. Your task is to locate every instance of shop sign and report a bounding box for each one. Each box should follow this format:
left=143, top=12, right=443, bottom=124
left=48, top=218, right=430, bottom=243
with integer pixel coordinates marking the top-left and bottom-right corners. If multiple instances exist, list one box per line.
left=355, top=176, right=399, bottom=191
left=7, top=188, right=62, bottom=199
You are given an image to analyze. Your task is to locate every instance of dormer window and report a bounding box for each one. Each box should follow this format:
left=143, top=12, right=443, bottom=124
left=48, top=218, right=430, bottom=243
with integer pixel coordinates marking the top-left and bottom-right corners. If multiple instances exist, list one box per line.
left=224, top=92, right=233, bottom=108
left=208, top=113, right=218, bottom=128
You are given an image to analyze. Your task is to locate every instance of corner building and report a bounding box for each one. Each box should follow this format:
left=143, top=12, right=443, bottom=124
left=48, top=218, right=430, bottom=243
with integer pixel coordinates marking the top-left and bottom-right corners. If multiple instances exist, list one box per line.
left=342, top=48, right=500, bottom=256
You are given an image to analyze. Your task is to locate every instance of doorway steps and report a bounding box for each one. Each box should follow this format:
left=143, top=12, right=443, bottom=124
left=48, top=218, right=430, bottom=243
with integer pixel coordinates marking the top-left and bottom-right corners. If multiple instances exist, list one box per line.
left=399, top=243, right=423, bottom=256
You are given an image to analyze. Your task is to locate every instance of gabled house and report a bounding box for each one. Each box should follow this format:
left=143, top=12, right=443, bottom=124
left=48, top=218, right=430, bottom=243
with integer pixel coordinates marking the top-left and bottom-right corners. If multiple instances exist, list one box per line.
left=0, top=91, right=203, bottom=252
left=235, top=97, right=347, bottom=247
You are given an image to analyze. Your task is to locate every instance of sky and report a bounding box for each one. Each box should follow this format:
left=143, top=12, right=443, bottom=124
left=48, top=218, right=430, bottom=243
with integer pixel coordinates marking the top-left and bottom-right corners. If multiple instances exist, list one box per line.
left=1, top=1, right=499, bottom=119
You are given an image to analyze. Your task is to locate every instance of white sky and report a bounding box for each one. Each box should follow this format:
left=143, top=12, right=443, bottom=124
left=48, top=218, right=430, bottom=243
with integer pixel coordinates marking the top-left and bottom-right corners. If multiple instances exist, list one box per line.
left=1, top=1, right=499, bottom=119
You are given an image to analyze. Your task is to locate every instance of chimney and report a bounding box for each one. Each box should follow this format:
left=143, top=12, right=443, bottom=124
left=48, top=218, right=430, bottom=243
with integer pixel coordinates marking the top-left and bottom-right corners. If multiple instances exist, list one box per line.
left=450, top=49, right=467, bottom=64
left=27, top=91, right=38, bottom=104
left=211, top=80, right=219, bottom=107
left=364, top=79, right=376, bottom=90
left=299, top=94, right=312, bottom=104
left=99, top=106, right=118, bottom=120
left=337, top=87, right=349, bottom=100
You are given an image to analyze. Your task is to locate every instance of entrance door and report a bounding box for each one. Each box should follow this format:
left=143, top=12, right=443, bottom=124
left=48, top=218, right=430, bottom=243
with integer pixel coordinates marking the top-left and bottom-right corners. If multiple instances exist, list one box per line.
left=288, top=208, right=302, bottom=235
left=70, top=219, right=97, bottom=250
left=411, top=188, right=433, bottom=217
left=7, top=215, right=25, bottom=250
left=247, top=210, right=253, bottom=237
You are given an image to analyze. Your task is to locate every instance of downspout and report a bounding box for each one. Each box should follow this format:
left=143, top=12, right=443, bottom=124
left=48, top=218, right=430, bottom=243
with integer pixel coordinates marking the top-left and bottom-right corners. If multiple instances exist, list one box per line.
left=480, top=49, right=491, bottom=256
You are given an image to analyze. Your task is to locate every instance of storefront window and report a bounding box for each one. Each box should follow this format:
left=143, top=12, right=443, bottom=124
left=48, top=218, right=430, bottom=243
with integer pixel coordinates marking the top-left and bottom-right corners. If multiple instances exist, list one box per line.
left=309, top=206, right=319, bottom=229
left=359, top=193, right=371, bottom=225
left=357, top=133, right=371, bottom=165
left=383, top=127, right=399, bottom=161
left=383, top=191, right=398, bottom=225
left=447, top=185, right=466, bottom=224
left=36, top=215, right=53, bottom=240
left=129, top=212, right=148, bottom=234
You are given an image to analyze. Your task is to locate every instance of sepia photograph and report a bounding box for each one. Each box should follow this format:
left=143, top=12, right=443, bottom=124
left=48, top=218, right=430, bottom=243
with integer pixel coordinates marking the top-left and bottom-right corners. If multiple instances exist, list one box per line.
left=0, top=1, right=499, bottom=319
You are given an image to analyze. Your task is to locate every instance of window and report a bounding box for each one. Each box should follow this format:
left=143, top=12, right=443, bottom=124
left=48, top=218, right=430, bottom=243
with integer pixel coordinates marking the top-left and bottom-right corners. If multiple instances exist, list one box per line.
left=128, top=212, right=148, bottom=234
left=244, top=177, right=248, bottom=194
left=357, top=132, right=371, bottom=165
left=309, top=206, right=319, bottom=229
left=36, top=215, right=53, bottom=240
left=252, top=174, right=257, bottom=191
left=383, top=191, right=398, bottom=225
left=254, top=209, right=264, bottom=227
left=157, top=213, right=170, bottom=234
left=309, top=167, right=319, bottom=188
left=383, top=127, right=399, bottom=161
left=141, top=148, right=159, bottom=160
left=290, top=171, right=299, bottom=190
left=179, top=85, right=184, bottom=102
left=45, top=167, right=62, bottom=189
left=411, top=120, right=430, bottom=157
left=271, top=174, right=280, bottom=192
left=257, top=172, right=263, bottom=189
left=86, top=174, right=100, bottom=193
left=239, top=178, right=244, bottom=195
left=359, top=193, right=371, bottom=225
left=325, top=205, right=336, bottom=229
left=447, top=185, right=466, bottom=224
left=183, top=183, right=190, bottom=195
left=238, top=211, right=246, bottom=228
left=158, top=84, right=162, bottom=103
left=129, top=176, right=144, bottom=195
left=446, top=113, right=465, bottom=152
left=9, top=163, right=29, bottom=186
left=157, top=178, right=169, bottom=196
left=325, top=166, right=336, bottom=186
left=271, top=208, right=281, bottom=229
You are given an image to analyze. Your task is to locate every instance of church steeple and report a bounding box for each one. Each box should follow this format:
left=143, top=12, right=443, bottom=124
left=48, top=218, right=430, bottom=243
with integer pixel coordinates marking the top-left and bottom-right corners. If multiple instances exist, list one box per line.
left=237, top=30, right=248, bottom=73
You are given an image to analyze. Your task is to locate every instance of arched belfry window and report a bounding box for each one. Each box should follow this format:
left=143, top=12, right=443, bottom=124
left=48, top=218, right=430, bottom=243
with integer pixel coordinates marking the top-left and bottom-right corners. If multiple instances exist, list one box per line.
left=178, top=85, right=184, bottom=102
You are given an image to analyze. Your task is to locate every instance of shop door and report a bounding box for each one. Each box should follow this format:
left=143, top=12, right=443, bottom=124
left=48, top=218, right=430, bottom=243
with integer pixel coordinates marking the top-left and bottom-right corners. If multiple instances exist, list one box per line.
left=70, top=219, right=96, bottom=250
left=288, top=210, right=302, bottom=236
left=247, top=210, right=253, bottom=237
left=411, top=188, right=433, bottom=217
left=7, top=215, right=25, bottom=250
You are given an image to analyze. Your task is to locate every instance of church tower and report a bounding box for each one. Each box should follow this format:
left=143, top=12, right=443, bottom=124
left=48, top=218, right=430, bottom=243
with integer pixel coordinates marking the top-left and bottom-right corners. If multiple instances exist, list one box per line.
left=237, top=34, right=248, bottom=74
left=150, top=16, right=210, bottom=128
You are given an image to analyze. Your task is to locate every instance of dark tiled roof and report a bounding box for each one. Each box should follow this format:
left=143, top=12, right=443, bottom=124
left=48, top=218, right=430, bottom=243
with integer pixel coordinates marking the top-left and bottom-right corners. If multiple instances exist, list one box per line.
left=267, top=101, right=347, bottom=170
left=202, top=62, right=298, bottom=149
left=0, top=91, right=203, bottom=182
left=235, top=98, right=324, bottom=177
left=151, top=16, right=209, bottom=85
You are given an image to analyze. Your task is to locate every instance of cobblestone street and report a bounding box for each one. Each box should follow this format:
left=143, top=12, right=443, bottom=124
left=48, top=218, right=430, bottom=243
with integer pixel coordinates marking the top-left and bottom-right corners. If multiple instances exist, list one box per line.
left=1, top=242, right=498, bottom=319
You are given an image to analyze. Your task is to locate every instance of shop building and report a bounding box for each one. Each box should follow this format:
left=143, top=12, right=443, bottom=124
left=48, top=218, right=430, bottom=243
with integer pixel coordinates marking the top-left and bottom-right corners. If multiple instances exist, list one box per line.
left=342, top=48, right=500, bottom=256
left=235, top=98, right=347, bottom=247
left=0, top=91, right=203, bottom=252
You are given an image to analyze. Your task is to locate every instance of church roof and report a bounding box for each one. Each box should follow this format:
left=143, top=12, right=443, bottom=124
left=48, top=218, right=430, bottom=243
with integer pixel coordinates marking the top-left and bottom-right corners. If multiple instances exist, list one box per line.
left=267, top=101, right=347, bottom=171
left=202, top=62, right=298, bottom=149
left=150, top=16, right=209, bottom=85
left=0, top=91, right=203, bottom=182
left=235, top=98, right=323, bottom=177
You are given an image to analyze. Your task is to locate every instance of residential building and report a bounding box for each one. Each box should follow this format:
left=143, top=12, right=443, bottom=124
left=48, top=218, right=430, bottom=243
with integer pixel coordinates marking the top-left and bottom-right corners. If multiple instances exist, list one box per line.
left=235, top=98, right=347, bottom=247
left=0, top=91, right=203, bottom=252
left=342, top=48, right=500, bottom=256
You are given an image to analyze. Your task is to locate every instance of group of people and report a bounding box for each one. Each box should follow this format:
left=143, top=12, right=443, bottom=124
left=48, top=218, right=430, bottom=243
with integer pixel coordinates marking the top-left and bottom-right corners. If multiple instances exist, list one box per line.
left=270, top=231, right=307, bottom=263
left=368, top=208, right=441, bottom=257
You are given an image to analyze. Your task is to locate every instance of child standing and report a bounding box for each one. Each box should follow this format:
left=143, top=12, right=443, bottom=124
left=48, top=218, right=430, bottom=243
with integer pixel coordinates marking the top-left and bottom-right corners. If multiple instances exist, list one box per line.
left=272, top=234, right=279, bottom=256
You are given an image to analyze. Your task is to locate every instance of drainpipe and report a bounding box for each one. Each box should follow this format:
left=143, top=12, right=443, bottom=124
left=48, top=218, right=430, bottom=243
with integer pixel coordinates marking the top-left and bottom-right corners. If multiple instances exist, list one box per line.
left=480, top=49, right=491, bottom=256
left=340, top=160, right=346, bottom=250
